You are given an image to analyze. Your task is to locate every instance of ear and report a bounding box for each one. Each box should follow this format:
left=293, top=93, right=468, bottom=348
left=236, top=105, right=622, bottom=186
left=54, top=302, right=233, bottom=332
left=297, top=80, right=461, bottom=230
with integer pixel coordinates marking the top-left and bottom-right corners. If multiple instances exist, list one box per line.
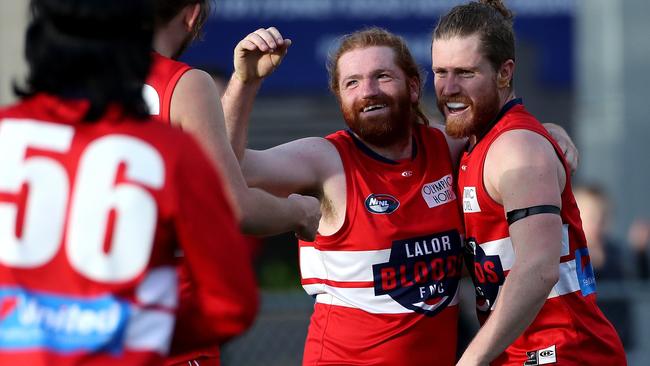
left=408, top=77, right=420, bottom=103
left=183, top=3, right=202, bottom=32
left=497, top=59, right=515, bottom=89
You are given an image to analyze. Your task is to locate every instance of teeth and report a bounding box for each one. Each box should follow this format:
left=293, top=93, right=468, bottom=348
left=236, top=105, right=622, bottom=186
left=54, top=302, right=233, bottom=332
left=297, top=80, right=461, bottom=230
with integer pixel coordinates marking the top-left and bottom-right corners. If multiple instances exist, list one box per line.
left=447, top=102, right=468, bottom=109
left=363, top=104, right=387, bottom=112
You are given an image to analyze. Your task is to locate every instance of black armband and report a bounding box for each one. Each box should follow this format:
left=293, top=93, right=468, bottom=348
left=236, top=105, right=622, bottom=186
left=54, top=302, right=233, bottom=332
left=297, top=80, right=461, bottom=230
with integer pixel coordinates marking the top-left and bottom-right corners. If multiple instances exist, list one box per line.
left=506, top=205, right=561, bottom=225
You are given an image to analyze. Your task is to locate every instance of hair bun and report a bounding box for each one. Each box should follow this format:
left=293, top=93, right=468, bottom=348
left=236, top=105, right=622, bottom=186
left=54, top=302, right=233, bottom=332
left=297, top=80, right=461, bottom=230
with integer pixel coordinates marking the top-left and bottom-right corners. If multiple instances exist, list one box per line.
left=480, top=0, right=514, bottom=21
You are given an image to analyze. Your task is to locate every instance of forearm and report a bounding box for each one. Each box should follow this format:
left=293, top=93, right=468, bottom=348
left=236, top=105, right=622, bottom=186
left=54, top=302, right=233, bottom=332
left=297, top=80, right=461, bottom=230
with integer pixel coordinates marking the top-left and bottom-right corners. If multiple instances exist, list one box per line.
left=460, top=263, right=556, bottom=364
left=239, top=187, right=309, bottom=236
left=222, top=75, right=262, bottom=161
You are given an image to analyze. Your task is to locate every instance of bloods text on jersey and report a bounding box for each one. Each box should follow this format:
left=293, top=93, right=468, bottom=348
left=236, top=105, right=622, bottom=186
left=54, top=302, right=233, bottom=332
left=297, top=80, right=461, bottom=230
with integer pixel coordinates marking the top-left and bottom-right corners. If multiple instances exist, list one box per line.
left=373, top=231, right=462, bottom=316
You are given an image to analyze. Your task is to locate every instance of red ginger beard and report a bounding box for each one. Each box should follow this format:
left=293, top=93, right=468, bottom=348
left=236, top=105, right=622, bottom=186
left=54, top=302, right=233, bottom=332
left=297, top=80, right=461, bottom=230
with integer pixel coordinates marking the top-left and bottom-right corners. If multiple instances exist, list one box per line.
left=341, top=83, right=414, bottom=147
left=438, top=78, right=502, bottom=139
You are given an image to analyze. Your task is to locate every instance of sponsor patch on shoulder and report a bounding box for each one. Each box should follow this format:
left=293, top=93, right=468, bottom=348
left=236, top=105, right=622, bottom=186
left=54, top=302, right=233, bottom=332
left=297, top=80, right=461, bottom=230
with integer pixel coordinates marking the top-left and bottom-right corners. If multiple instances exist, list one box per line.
left=364, top=194, right=400, bottom=214
left=421, top=174, right=456, bottom=208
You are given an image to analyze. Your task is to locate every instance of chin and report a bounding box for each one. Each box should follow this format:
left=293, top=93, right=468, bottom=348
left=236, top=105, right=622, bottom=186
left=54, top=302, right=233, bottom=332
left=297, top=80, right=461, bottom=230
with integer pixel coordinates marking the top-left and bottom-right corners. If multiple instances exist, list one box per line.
left=445, top=117, right=474, bottom=139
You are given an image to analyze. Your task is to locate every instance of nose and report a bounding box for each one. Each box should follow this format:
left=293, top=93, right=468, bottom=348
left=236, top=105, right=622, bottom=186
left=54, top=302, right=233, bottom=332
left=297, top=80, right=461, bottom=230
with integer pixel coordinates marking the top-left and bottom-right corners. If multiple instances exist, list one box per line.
left=359, top=78, right=380, bottom=98
left=439, top=74, right=461, bottom=97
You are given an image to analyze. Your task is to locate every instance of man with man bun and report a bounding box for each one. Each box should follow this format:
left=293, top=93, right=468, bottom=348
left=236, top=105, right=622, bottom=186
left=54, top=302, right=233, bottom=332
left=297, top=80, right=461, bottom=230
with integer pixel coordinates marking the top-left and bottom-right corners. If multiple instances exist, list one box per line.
left=431, top=1, right=626, bottom=364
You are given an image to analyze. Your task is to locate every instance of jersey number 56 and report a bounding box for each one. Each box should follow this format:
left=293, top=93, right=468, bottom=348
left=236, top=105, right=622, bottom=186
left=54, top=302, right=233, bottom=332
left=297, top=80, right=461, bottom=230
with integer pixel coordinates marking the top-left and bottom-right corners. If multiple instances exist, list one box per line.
left=0, top=119, right=164, bottom=283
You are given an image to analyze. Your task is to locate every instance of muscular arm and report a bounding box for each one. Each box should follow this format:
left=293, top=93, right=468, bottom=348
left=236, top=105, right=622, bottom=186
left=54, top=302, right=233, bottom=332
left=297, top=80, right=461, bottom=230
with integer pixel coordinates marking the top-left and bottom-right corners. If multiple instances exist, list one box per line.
left=457, top=130, right=565, bottom=365
left=171, top=68, right=320, bottom=240
left=242, top=137, right=345, bottom=236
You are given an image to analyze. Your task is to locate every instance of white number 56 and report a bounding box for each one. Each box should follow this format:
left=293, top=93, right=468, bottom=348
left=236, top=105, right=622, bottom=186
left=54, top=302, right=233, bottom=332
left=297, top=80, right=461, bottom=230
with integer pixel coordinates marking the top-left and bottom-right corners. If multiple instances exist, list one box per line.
left=0, top=119, right=164, bottom=283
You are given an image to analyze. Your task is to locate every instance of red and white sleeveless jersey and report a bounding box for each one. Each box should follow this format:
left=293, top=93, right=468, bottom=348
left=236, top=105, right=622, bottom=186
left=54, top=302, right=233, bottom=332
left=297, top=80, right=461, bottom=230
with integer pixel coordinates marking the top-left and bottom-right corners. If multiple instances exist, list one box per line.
left=458, top=99, right=625, bottom=365
left=299, top=125, right=464, bottom=365
left=144, top=53, right=233, bottom=364
left=144, top=52, right=191, bottom=124
left=0, top=94, right=257, bottom=366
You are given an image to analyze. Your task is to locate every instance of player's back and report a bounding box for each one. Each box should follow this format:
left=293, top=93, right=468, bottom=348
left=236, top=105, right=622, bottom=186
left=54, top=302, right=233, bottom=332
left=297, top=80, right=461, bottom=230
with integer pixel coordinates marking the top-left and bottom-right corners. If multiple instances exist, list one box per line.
left=0, top=93, right=254, bottom=365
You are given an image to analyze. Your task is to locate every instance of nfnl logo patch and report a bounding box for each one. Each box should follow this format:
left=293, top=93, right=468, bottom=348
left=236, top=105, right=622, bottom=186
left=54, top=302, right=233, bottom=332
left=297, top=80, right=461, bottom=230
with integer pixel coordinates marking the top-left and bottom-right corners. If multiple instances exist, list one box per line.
left=372, top=230, right=463, bottom=316
left=364, top=194, right=400, bottom=214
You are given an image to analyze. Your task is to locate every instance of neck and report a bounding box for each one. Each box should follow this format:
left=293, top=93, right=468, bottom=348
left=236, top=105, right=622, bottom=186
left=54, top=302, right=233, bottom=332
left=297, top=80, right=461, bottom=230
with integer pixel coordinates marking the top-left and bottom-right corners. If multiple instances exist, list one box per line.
left=355, top=131, right=414, bottom=161
left=499, top=88, right=516, bottom=109
left=154, top=31, right=176, bottom=59
left=468, top=89, right=517, bottom=149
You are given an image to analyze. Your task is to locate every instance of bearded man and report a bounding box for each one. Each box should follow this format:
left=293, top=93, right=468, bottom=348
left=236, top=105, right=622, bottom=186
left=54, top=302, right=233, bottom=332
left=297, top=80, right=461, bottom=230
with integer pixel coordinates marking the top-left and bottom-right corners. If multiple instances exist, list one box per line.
left=431, top=1, right=626, bottom=365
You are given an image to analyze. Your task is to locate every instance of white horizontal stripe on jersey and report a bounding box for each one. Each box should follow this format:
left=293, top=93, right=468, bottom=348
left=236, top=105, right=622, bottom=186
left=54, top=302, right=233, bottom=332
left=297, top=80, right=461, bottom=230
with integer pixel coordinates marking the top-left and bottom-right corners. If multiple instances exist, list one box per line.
left=124, top=306, right=175, bottom=354
left=127, top=266, right=177, bottom=354
left=136, top=266, right=178, bottom=308
left=311, top=285, right=460, bottom=314
left=480, top=237, right=516, bottom=271
left=300, top=246, right=391, bottom=282
left=482, top=225, right=577, bottom=310
left=479, top=224, right=571, bottom=272
left=548, top=259, right=580, bottom=299
left=488, top=258, right=581, bottom=311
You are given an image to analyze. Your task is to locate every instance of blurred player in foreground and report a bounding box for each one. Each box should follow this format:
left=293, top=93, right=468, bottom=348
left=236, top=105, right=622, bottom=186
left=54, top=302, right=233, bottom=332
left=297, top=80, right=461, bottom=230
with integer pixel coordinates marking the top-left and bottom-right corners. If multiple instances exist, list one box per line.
left=222, top=25, right=579, bottom=365
left=0, top=0, right=256, bottom=364
left=148, top=2, right=321, bottom=364
left=429, top=1, right=626, bottom=365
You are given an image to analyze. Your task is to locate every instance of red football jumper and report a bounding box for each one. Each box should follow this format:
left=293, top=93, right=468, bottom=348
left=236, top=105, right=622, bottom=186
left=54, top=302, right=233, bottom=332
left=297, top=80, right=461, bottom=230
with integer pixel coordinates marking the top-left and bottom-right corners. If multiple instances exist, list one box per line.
left=144, top=52, right=191, bottom=124
left=458, top=99, right=626, bottom=365
left=0, top=94, right=257, bottom=366
left=299, top=125, right=464, bottom=365
left=146, top=52, right=250, bottom=366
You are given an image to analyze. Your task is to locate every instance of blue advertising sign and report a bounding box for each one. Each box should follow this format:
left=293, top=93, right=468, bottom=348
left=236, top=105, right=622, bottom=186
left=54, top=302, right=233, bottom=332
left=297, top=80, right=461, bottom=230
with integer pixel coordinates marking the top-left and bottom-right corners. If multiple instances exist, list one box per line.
left=182, top=0, right=574, bottom=94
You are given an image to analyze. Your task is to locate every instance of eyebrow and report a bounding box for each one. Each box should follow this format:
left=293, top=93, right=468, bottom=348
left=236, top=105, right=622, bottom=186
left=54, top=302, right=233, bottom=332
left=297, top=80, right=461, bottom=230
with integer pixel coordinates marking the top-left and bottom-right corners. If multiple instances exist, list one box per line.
left=341, top=69, right=394, bottom=81
left=432, top=66, right=478, bottom=72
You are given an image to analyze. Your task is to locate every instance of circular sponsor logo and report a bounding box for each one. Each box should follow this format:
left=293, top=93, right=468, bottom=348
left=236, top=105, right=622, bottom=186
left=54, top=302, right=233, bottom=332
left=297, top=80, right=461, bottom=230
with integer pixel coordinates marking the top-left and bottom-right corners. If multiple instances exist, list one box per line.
left=364, top=194, right=400, bottom=214
left=539, top=350, right=554, bottom=357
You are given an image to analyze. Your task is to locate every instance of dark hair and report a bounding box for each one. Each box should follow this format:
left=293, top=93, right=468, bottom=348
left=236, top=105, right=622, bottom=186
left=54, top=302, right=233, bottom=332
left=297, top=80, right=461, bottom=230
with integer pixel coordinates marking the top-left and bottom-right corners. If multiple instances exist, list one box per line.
left=16, top=0, right=154, bottom=121
left=153, top=0, right=212, bottom=41
left=433, top=0, right=515, bottom=78
left=327, top=27, right=429, bottom=126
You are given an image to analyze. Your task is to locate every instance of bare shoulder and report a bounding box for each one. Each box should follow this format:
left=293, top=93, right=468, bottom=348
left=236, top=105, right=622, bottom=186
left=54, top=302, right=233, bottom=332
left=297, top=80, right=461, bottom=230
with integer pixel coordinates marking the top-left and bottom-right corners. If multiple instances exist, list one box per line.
left=488, top=129, right=559, bottom=170
left=170, top=68, right=224, bottom=128
left=175, top=68, right=215, bottom=93
left=485, top=129, right=565, bottom=205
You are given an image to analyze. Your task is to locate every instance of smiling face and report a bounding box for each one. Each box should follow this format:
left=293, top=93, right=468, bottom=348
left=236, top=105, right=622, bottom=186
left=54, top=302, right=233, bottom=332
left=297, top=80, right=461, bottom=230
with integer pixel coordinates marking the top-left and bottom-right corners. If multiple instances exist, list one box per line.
left=432, top=34, right=506, bottom=139
left=337, top=46, right=419, bottom=147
